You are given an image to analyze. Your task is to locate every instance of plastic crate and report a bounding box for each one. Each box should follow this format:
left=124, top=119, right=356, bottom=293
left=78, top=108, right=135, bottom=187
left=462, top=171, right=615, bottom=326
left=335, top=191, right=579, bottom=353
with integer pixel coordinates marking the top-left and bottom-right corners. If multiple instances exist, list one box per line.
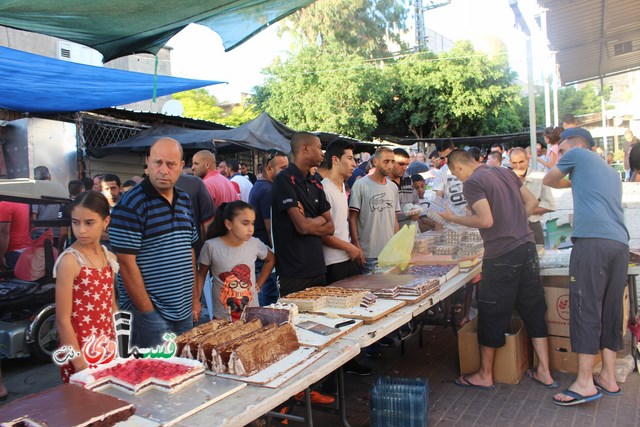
left=371, top=376, right=429, bottom=427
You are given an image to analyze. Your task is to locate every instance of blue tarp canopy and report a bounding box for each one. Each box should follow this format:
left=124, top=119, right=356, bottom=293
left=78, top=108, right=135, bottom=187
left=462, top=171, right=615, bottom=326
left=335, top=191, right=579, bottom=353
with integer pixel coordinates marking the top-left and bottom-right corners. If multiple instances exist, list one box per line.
left=0, top=46, right=222, bottom=113
left=0, top=0, right=315, bottom=62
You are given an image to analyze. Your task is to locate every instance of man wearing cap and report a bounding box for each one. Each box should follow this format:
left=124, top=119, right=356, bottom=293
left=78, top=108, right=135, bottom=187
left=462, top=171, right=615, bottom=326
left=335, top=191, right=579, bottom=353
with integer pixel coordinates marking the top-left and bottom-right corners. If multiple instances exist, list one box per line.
left=543, top=127, right=629, bottom=406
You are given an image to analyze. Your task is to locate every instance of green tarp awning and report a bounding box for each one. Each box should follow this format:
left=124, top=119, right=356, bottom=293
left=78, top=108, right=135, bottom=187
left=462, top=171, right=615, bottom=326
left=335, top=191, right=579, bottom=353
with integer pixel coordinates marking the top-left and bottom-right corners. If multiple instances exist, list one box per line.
left=0, top=0, right=315, bottom=62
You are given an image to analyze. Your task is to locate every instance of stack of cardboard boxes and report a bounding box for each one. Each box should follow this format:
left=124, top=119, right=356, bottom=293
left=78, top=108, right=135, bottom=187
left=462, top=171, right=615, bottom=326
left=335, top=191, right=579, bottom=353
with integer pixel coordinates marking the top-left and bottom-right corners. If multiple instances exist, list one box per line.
left=540, top=276, right=629, bottom=373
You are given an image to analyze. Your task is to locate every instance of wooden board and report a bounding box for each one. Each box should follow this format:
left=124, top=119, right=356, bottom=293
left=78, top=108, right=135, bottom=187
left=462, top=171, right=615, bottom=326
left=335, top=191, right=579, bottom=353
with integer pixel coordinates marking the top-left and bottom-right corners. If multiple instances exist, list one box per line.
left=213, top=346, right=321, bottom=387
left=395, top=288, right=439, bottom=305
left=310, top=298, right=406, bottom=324
left=410, top=253, right=459, bottom=265
left=294, top=314, right=363, bottom=349
left=332, top=274, right=430, bottom=291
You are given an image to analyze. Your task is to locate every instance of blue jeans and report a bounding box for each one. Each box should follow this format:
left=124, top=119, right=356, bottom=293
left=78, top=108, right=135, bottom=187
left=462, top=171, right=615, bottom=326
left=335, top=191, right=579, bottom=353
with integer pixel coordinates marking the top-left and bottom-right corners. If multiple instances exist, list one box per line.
left=129, top=306, right=193, bottom=349
left=256, top=258, right=279, bottom=306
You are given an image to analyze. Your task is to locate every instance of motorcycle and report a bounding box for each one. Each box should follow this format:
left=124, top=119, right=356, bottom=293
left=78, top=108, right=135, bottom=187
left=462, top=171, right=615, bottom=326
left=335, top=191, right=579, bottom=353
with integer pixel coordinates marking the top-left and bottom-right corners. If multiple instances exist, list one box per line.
left=0, top=179, right=70, bottom=362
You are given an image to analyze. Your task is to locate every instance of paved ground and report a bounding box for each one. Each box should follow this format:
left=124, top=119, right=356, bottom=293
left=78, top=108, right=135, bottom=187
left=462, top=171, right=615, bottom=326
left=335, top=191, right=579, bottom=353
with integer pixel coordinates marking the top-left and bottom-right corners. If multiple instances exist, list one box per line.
left=2, top=324, right=639, bottom=427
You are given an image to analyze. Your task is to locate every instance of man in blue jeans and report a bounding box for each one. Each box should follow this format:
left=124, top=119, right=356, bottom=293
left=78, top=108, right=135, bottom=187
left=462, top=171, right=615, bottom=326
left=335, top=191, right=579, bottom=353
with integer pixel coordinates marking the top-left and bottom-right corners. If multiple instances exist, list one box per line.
left=440, top=150, right=555, bottom=391
left=110, top=138, right=198, bottom=348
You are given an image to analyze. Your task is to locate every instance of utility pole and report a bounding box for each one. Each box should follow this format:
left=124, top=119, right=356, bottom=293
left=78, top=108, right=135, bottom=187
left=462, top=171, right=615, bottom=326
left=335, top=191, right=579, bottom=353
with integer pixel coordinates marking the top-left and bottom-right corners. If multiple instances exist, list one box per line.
left=415, top=0, right=451, bottom=51
left=509, top=0, right=537, bottom=170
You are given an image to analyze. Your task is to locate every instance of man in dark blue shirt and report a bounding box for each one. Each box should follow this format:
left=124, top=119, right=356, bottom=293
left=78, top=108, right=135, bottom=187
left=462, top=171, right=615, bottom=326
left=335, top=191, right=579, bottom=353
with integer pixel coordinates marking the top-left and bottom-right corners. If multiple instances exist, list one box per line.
left=248, top=149, right=288, bottom=305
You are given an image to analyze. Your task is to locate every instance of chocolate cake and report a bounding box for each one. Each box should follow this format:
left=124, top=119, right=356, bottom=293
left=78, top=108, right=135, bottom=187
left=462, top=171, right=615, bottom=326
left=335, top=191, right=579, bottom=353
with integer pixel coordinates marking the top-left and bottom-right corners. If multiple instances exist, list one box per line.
left=198, top=319, right=263, bottom=369
left=0, top=384, right=134, bottom=427
left=242, top=306, right=294, bottom=325
left=229, top=323, right=300, bottom=376
left=175, top=318, right=228, bottom=357
left=209, top=323, right=277, bottom=373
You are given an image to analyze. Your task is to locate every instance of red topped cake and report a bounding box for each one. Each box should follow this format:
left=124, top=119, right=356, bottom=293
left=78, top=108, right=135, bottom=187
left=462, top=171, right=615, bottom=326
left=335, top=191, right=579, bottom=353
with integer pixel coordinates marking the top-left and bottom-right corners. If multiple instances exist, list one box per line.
left=70, top=357, right=205, bottom=394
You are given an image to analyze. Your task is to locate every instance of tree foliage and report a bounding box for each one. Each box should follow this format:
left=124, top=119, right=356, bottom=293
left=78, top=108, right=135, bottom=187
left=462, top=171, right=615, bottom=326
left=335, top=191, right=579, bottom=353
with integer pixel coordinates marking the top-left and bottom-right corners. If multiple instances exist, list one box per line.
left=518, top=83, right=612, bottom=128
left=381, top=41, right=522, bottom=138
left=280, top=0, right=408, bottom=58
left=172, top=89, right=224, bottom=122
left=253, top=46, right=387, bottom=139
left=172, top=89, right=259, bottom=127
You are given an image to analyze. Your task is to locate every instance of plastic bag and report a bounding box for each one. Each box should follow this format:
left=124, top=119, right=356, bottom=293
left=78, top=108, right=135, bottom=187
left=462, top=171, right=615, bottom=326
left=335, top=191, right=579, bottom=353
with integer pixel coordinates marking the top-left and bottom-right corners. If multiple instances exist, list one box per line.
left=377, top=224, right=416, bottom=271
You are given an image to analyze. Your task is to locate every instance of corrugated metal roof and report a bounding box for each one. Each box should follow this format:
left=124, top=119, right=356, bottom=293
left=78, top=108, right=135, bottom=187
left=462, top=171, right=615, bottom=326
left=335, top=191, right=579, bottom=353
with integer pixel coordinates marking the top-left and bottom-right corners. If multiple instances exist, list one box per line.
left=541, top=0, right=640, bottom=85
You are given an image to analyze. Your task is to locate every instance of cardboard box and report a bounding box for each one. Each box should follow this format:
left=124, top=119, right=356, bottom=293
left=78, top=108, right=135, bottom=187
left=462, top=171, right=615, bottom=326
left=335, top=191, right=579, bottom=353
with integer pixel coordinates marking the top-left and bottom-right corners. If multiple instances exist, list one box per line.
left=542, top=276, right=630, bottom=337
left=458, top=318, right=530, bottom=385
left=535, top=335, right=602, bottom=374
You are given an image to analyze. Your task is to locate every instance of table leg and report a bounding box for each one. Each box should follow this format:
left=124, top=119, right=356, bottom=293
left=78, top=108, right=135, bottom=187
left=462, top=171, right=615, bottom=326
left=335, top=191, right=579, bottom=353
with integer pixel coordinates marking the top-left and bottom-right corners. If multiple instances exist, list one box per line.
left=628, top=275, right=639, bottom=372
left=337, top=367, right=351, bottom=427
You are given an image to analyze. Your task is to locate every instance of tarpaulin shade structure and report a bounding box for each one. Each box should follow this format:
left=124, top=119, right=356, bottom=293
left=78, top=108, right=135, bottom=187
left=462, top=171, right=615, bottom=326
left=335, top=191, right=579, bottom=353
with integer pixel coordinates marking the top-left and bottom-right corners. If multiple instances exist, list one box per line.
left=88, top=113, right=295, bottom=157
left=0, top=0, right=315, bottom=62
left=0, top=46, right=222, bottom=113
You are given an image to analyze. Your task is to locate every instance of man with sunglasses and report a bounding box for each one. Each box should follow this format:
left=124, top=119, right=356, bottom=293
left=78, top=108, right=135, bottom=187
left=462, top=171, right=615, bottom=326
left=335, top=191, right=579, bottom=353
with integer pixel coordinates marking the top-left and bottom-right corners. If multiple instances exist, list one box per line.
left=249, top=149, right=289, bottom=305
left=390, top=148, right=420, bottom=229
left=432, top=140, right=467, bottom=215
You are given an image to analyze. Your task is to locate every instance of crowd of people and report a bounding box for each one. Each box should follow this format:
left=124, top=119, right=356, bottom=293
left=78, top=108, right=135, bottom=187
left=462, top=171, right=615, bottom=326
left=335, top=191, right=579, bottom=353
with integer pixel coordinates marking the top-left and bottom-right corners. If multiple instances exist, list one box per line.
left=0, top=120, right=635, bottom=408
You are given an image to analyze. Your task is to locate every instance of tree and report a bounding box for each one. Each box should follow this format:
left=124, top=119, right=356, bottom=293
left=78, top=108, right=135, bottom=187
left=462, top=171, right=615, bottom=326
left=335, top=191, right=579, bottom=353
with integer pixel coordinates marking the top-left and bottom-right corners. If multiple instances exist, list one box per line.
left=219, top=104, right=260, bottom=127
left=518, top=83, right=612, bottom=128
left=172, top=89, right=224, bottom=122
left=381, top=41, right=522, bottom=138
left=172, top=89, right=260, bottom=127
left=280, top=0, right=408, bottom=58
left=253, top=46, right=387, bottom=139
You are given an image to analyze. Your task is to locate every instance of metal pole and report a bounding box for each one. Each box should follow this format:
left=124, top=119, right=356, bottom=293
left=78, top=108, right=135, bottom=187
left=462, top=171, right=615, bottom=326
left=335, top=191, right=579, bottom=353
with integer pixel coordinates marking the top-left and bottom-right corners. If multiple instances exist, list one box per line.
left=552, top=57, right=559, bottom=126
left=601, top=95, right=608, bottom=154
left=544, top=75, right=551, bottom=127
left=527, top=35, right=537, bottom=169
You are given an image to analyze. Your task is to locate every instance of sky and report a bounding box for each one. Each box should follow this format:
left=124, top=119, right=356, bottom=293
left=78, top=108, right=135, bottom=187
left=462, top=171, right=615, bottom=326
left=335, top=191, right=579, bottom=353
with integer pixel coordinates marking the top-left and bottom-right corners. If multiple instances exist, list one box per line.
left=167, top=0, right=551, bottom=103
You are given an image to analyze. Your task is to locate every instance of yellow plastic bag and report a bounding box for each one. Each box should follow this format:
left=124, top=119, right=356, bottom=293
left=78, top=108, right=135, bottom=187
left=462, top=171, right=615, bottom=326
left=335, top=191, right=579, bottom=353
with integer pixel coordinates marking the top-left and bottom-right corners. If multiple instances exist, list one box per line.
left=377, top=224, right=416, bottom=271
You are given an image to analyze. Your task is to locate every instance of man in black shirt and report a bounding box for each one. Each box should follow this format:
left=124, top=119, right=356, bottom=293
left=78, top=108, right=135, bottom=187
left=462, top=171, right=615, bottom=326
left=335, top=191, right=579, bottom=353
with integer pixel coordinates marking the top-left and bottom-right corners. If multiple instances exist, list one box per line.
left=271, top=132, right=335, bottom=296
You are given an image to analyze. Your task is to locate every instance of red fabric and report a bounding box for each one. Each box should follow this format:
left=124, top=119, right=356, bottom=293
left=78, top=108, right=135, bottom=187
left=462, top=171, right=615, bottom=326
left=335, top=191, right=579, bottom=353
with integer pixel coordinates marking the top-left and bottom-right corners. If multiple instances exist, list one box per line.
left=60, top=263, right=116, bottom=383
left=0, top=202, right=32, bottom=251
left=14, top=231, right=58, bottom=281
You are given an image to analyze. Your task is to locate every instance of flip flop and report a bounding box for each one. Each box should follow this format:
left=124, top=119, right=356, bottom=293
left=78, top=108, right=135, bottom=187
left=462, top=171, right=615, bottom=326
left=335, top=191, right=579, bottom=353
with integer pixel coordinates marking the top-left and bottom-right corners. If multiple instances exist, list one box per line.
left=526, top=369, right=559, bottom=389
left=454, top=375, right=496, bottom=391
left=553, top=389, right=602, bottom=406
left=593, top=379, right=622, bottom=396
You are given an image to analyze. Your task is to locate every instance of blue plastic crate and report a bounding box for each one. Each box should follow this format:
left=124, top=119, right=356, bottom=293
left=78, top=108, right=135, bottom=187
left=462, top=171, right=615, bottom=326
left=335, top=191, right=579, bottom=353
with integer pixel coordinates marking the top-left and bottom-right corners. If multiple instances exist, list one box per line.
left=371, top=376, right=429, bottom=427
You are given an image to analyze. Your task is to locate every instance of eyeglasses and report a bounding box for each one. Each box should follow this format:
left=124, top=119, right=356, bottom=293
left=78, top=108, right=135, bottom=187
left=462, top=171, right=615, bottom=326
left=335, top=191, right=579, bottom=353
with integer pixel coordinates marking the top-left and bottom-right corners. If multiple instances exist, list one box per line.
left=266, top=149, right=285, bottom=163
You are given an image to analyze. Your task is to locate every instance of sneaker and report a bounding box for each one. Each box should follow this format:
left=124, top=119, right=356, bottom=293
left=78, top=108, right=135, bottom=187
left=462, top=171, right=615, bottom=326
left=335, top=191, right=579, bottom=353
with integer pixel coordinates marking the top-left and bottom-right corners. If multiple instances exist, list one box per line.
left=345, top=360, right=372, bottom=376
left=294, top=391, right=335, bottom=405
left=378, top=336, right=395, bottom=347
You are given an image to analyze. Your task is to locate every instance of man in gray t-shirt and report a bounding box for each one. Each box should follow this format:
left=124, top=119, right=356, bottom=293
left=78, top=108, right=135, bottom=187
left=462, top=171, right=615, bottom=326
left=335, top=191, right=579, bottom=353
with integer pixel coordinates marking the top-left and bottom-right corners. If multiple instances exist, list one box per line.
left=348, top=147, right=400, bottom=261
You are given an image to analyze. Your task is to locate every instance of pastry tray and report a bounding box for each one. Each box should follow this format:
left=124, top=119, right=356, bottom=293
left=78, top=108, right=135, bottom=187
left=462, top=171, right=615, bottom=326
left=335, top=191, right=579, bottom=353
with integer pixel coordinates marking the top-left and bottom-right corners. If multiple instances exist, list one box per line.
left=101, top=376, right=246, bottom=426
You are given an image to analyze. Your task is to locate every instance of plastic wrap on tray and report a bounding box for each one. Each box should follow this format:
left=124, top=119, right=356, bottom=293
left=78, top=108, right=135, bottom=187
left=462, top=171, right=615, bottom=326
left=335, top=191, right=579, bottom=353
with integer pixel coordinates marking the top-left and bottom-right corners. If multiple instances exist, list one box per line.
left=539, top=249, right=572, bottom=269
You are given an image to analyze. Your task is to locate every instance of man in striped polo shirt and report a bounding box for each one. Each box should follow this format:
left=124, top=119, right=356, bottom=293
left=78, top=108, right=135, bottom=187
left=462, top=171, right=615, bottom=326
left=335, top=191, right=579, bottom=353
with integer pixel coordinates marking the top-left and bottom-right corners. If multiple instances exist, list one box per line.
left=110, top=138, right=198, bottom=348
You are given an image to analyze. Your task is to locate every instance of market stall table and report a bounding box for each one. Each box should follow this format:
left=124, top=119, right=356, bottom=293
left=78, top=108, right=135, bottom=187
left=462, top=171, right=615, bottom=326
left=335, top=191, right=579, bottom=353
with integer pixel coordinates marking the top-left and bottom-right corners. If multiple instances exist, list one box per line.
left=173, top=340, right=360, bottom=427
